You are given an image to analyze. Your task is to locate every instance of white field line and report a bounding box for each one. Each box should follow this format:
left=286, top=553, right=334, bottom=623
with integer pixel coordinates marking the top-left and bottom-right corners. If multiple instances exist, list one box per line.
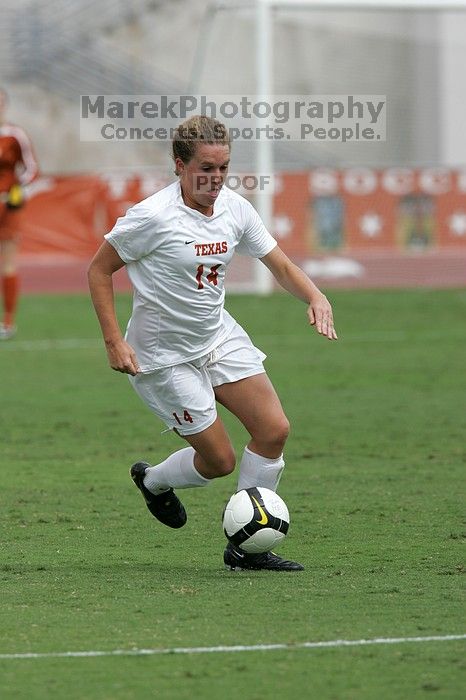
left=0, top=338, right=102, bottom=351
left=0, top=634, right=465, bottom=661
left=1, top=328, right=464, bottom=352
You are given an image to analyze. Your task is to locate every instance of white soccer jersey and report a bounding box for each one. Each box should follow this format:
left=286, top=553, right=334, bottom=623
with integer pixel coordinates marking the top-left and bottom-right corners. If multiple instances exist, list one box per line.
left=105, top=180, right=277, bottom=371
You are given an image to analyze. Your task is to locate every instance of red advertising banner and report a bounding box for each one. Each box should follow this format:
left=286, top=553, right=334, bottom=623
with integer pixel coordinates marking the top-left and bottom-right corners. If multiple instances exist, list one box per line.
left=16, top=168, right=466, bottom=260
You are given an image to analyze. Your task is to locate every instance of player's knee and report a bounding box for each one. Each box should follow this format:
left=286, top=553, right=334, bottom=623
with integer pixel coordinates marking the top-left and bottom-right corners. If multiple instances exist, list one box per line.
left=258, top=415, right=290, bottom=453
left=200, top=448, right=236, bottom=478
left=279, top=415, right=291, bottom=443
left=214, top=449, right=236, bottom=477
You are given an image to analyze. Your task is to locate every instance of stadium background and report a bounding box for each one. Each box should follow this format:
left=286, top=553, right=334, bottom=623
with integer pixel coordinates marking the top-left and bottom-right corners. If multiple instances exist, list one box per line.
left=2, top=0, right=466, bottom=292
left=1, top=3, right=465, bottom=698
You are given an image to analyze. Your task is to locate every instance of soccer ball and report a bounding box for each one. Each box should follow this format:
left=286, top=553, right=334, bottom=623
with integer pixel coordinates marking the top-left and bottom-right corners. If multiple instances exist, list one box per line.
left=222, top=487, right=290, bottom=554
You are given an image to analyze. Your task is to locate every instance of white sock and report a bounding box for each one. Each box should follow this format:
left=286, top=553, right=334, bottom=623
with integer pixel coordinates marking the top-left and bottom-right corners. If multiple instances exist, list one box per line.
left=237, top=446, right=285, bottom=492
left=143, top=446, right=210, bottom=494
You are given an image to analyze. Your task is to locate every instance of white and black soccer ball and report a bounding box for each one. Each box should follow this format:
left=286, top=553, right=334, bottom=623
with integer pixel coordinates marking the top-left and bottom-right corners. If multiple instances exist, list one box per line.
left=222, top=487, right=290, bottom=554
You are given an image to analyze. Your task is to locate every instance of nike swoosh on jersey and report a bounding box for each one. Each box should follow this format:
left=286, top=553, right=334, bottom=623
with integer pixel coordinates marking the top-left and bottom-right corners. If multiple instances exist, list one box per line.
left=184, top=240, right=195, bottom=244
left=251, top=495, right=269, bottom=525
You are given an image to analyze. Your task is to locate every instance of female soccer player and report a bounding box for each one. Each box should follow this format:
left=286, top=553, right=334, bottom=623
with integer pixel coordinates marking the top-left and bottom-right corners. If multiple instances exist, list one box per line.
left=0, top=89, right=39, bottom=339
left=88, top=115, right=337, bottom=571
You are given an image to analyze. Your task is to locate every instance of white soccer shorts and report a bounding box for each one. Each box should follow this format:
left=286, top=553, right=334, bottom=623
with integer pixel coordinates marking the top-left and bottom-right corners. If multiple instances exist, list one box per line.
left=128, top=322, right=266, bottom=436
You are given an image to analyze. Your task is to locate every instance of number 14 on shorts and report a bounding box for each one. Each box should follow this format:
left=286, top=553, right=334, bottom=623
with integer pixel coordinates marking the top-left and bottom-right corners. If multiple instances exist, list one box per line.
left=173, top=410, right=194, bottom=426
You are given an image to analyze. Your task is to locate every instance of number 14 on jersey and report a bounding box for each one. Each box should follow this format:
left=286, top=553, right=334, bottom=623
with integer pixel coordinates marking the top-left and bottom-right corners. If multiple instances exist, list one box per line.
left=196, top=264, right=221, bottom=290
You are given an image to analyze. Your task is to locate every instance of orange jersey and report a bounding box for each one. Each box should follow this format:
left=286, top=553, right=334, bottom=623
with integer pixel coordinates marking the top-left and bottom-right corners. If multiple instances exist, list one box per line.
left=0, top=123, right=39, bottom=193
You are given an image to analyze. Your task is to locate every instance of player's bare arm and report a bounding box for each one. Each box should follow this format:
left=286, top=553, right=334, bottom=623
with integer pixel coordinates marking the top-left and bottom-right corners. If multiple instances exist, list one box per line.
left=87, top=241, right=140, bottom=375
left=261, top=245, right=338, bottom=340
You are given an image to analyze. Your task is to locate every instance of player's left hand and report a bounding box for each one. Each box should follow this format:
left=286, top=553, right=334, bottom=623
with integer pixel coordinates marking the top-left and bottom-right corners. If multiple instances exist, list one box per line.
left=307, top=293, right=338, bottom=340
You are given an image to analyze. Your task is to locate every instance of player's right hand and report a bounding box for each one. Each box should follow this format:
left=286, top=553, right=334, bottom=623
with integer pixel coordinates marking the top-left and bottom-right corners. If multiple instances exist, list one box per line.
left=105, top=338, right=140, bottom=375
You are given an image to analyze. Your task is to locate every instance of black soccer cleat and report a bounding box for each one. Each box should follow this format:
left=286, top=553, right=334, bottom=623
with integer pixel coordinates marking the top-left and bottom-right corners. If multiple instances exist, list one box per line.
left=223, top=542, right=304, bottom=571
left=130, top=461, right=187, bottom=529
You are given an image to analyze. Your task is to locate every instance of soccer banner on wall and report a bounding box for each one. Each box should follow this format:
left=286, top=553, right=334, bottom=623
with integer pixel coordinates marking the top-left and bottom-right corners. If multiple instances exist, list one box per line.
left=17, top=168, right=466, bottom=258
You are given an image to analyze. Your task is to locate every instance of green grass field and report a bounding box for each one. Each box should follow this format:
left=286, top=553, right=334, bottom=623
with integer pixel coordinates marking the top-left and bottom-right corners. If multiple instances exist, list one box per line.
left=1, top=288, right=465, bottom=700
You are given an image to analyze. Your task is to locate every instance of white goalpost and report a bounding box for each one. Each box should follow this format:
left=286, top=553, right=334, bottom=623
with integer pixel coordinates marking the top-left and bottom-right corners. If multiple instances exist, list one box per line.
left=197, top=0, right=466, bottom=292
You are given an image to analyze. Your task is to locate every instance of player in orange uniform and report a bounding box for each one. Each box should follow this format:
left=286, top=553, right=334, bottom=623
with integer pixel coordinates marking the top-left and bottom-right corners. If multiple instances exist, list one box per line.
left=0, top=89, right=39, bottom=339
